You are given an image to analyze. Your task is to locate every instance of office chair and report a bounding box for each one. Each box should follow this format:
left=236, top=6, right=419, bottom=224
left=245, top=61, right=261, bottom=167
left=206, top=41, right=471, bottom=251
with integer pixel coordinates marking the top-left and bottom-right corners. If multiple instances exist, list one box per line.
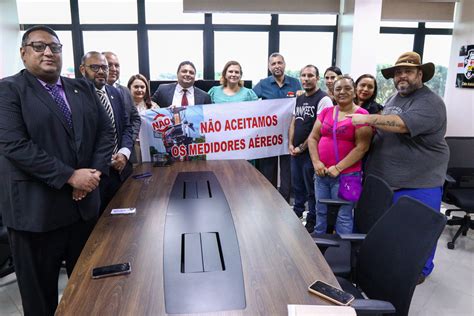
left=0, top=215, right=14, bottom=278
left=443, top=136, right=474, bottom=249
left=313, top=174, right=394, bottom=278
left=338, top=197, right=446, bottom=316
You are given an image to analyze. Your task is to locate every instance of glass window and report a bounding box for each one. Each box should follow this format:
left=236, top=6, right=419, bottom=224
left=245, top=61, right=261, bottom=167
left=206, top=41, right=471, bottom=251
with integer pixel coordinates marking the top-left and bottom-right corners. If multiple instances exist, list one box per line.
left=79, top=0, right=137, bottom=24
left=375, top=33, right=414, bottom=103
left=146, top=0, right=204, bottom=24
left=82, top=31, right=139, bottom=84
left=425, top=22, right=454, bottom=29
left=423, top=35, right=452, bottom=98
left=16, top=0, right=71, bottom=24
left=214, top=32, right=268, bottom=86
left=380, top=21, right=418, bottom=28
left=279, top=32, right=333, bottom=83
left=279, top=14, right=337, bottom=26
left=20, top=30, right=75, bottom=78
left=212, top=13, right=270, bottom=25
left=148, top=31, right=203, bottom=80
left=56, top=31, right=75, bottom=78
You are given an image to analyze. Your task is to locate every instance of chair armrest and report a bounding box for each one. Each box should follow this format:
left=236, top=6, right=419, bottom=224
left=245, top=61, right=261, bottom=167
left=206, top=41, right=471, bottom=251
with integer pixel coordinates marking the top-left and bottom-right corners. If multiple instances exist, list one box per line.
left=318, top=198, right=353, bottom=206
left=339, top=233, right=366, bottom=241
left=313, top=237, right=341, bottom=248
left=313, top=237, right=340, bottom=254
left=445, top=174, right=456, bottom=184
left=351, top=299, right=396, bottom=315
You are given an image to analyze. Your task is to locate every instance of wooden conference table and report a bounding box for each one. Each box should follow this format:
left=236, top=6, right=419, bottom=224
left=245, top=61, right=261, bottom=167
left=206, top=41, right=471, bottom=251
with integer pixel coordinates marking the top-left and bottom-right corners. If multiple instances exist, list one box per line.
left=56, top=160, right=340, bottom=315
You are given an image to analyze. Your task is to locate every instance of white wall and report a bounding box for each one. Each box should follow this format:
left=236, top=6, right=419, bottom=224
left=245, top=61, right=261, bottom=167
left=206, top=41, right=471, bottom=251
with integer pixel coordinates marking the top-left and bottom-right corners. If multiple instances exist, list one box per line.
left=349, top=0, right=382, bottom=79
left=336, top=0, right=382, bottom=78
left=336, top=0, right=354, bottom=73
left=444, top=0, right=474, bottom=136
left=0, top=0, right=21, bottom=78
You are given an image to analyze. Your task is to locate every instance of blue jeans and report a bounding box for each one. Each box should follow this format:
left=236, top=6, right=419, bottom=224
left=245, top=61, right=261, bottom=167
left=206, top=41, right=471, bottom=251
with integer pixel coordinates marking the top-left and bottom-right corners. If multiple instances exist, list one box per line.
left=290, top=152, right=316, bottom=221
left=315, top=173, right=356, bottom=234
left=393, top=187, right=443, bottom=277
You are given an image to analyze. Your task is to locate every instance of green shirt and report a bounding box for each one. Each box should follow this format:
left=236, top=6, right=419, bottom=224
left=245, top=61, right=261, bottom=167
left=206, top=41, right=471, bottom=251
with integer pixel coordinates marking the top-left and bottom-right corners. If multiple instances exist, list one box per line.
left=208, top=86, right=258, bottom=104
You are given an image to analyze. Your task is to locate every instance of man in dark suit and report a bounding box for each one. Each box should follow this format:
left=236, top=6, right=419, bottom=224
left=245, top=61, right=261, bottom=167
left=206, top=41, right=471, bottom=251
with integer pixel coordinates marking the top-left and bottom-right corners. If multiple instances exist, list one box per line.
left=80, top=51, right=134, bottom=213
left=103, top=51, right=141, bottom=164
left=151, top=61, right=211, bottom=107
left=0, top=26, right=114, bottom=315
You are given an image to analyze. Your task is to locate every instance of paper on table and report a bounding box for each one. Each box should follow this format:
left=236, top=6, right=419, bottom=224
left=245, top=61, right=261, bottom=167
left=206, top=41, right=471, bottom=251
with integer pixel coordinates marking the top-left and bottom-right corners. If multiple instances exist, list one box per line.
left=288, top=304, right=356, bottom=316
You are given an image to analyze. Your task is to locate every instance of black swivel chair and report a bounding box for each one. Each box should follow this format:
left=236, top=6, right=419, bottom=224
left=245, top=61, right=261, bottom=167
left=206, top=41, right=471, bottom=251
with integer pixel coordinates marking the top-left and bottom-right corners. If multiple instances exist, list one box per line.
left=0, top=215, right=14, bottom=278
left=313, top=174, right=394, bottom=278
left=443, top=136, right=474, bottom=249
left=340, top=197, right=447, bottom=316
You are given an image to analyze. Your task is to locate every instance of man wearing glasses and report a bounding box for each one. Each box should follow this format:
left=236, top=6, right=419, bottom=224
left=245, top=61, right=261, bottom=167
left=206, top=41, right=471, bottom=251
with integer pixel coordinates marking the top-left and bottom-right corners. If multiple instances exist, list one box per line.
left=103, top=51, right=141, bottom=164
left=80, top=51, right=134, bottom=214
left=0, top=26, right=114, bottom=315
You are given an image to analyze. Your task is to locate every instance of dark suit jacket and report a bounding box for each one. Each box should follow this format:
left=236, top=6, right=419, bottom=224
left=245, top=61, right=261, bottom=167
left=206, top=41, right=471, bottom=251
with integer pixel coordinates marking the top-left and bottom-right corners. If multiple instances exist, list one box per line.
left=0, top=70, right=114, bottom=232
left=151, top=83, right=211, bottom=108
left=116, top=84, right=140, bottom=141
left=104, top=85, right=134, bottom=180
left=115, top=84, right=141, bottom=163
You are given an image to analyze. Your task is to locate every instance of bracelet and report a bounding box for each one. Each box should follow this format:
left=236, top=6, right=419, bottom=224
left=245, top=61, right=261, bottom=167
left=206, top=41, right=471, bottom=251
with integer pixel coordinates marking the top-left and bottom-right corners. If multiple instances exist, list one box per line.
left=298, top=144, right=305, bottom=151
left=334, top=165, right=342, bottom=172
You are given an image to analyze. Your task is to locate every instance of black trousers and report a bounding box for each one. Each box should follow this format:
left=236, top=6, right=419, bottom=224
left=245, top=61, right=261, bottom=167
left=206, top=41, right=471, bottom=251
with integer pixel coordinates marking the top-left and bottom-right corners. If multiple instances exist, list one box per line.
left=99, top=165, right=131, bottom=214
left=8, top=218, right=96, bottom=316
left=257, top=154, right=292, bottom=202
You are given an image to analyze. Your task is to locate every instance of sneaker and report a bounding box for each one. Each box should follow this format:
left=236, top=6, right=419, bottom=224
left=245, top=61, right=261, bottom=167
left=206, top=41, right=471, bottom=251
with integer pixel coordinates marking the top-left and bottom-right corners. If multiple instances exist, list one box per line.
left=417, top=274, right=426, bottom=285
left=305, top=220, right=315, bottom=233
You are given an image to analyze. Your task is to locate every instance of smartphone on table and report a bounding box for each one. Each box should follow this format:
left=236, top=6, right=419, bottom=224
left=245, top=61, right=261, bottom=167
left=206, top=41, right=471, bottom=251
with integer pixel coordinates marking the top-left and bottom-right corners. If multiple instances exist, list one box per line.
left=308, top=280, right=355, bottom=306
left=92, top=262, right=131, bottom=279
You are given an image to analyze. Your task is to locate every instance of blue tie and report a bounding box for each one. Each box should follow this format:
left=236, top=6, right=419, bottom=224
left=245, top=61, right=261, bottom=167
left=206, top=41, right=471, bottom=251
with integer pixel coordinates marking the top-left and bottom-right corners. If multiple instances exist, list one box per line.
left=46, top=84, right=73, bottom=129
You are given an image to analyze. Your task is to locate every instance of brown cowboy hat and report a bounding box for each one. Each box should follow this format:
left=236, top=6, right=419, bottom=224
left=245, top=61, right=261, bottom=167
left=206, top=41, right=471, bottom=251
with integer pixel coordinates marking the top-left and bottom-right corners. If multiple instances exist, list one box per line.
left=381, top=51, right=435, bottom=82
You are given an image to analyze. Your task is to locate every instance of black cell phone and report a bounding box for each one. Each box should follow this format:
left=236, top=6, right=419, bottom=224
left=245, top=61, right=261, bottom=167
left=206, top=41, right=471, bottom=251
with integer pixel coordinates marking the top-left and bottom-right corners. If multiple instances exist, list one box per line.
left=132, top=172, right=152, bottom=179
left=91, top=262, right=131, bottom=279
left=153, top=160, right=172, bottom=167
left=308, top=280, right=355, bottom=306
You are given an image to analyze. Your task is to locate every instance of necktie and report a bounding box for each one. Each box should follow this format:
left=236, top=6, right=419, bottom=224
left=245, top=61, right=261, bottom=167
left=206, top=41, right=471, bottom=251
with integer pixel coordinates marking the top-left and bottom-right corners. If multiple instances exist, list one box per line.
left=46, top=84, right=73, bottom=129
left=181, top=89, right=189, bottom=106
left=97, top=90, right=119, bottom=154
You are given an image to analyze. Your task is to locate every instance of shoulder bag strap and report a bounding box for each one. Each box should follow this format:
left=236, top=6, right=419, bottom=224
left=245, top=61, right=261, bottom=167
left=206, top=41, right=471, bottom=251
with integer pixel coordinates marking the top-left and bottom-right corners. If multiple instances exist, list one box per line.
left=332, top=106, right=340, bottom=163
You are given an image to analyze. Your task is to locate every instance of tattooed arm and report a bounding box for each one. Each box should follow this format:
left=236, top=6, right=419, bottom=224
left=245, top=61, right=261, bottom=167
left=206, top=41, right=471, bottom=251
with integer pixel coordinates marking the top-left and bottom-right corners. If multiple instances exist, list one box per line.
left=347, top=114, right=408, bottom=133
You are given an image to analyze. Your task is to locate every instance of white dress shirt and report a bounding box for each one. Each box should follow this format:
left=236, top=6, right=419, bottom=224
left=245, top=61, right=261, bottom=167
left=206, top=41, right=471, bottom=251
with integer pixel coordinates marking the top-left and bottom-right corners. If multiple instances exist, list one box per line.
left=172, top=84, right=195, bottom=106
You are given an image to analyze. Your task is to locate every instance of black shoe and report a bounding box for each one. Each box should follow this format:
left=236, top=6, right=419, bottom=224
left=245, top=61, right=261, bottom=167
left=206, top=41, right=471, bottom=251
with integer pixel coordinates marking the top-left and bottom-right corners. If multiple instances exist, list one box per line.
left=294, top=210, right=304, bottom=220
left=417, top=274, right=426, bottom=285
left=305, top=220, right=315, bottom=233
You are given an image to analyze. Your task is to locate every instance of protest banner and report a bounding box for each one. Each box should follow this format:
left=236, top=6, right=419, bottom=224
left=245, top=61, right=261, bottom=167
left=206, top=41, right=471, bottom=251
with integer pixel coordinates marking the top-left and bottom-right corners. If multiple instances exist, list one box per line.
left=139, top=98, right=295, bottom=162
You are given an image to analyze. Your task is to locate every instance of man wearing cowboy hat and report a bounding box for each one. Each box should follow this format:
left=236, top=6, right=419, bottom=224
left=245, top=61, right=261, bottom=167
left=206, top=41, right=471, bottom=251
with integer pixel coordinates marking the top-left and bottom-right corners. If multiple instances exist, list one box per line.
left=349, top=51, right=449, bottom=284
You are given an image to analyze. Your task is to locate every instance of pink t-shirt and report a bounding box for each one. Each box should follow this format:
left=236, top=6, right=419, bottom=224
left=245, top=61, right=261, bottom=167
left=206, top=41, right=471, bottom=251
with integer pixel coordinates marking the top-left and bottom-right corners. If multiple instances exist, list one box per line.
left=317, top=106, right=369, bottom=174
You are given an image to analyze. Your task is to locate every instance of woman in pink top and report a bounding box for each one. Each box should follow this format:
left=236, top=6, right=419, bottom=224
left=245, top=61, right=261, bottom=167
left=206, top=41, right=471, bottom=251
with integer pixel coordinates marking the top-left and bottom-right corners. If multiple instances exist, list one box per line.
left=308, top=75, right=373, bottom=234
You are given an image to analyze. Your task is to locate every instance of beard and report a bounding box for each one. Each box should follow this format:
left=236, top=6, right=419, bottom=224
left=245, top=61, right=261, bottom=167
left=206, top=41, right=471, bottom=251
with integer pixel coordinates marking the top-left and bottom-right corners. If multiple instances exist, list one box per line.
left=396, top=80, right=419, bottom=96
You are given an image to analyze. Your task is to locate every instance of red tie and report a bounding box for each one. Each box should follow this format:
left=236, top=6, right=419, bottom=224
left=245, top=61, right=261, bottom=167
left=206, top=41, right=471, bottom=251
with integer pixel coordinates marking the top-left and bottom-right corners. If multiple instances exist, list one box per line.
left=181, top=89, right=188, bottom=106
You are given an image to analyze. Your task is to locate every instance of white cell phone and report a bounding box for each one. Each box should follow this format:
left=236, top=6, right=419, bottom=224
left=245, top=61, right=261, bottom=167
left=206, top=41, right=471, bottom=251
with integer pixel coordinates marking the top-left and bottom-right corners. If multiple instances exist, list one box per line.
left=308, top=280, right=355, bottom=306
left=110, top=207, right=136, bottom=215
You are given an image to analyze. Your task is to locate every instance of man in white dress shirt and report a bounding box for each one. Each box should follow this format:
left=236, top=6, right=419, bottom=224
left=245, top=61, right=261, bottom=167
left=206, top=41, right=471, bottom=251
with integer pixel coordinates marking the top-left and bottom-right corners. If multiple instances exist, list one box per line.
left=151, top=61, right=211, bottom=107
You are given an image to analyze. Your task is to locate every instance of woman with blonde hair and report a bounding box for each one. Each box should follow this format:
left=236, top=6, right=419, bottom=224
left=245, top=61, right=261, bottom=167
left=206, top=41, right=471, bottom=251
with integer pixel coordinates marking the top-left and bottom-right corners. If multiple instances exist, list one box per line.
left=208, top=61, right=258, bottom=103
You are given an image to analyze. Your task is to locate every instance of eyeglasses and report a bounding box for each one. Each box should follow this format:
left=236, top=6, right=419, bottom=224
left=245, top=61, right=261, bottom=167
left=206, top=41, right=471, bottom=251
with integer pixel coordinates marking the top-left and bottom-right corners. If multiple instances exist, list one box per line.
left=85, top=64, right=109, bottom=72
left=23, top=41, right=63, bottom=53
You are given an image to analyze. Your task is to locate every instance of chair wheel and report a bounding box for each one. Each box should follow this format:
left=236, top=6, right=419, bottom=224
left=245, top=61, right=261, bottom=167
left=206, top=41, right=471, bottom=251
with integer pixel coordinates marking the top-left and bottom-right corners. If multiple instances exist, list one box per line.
left=447, top=242, right=455, bottom=249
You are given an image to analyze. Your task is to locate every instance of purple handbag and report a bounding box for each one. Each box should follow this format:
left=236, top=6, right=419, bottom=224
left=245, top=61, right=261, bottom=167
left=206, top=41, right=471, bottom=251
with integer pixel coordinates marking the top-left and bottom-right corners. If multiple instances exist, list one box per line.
left=332, top=107, right=363, bottom=202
